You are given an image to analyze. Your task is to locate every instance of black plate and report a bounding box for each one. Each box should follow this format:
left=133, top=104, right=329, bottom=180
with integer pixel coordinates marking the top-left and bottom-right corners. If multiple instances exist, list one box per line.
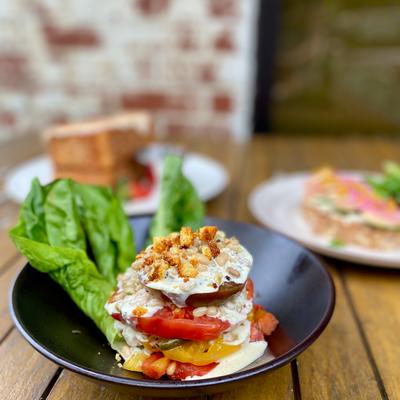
left=10, top=217, right=335, bottom=397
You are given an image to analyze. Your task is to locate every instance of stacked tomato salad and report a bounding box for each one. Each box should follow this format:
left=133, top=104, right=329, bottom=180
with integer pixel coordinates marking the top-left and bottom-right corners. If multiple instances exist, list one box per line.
left=105, top=226, right=278, bottom=380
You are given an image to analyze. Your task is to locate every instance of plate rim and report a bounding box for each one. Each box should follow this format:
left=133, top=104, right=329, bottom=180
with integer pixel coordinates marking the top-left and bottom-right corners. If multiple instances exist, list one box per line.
left=9, top=216, right=335, bottom=390
left=248, top=172, right=400, bottom=269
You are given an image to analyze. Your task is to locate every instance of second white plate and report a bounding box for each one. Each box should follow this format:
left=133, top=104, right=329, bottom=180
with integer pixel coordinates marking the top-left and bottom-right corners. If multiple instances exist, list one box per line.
left=248, top=172, right=400, bottom=268
left=5, top=152, right=229, bottom=216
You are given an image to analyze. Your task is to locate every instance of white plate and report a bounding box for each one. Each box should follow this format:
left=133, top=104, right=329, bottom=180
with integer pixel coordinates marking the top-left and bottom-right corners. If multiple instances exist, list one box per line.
left=5, top=152, right=228, bottom=215
left=248, top=172, right=400, bottom=268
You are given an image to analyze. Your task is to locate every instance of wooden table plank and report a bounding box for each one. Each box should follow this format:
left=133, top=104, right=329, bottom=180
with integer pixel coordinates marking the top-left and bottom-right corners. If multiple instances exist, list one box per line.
left=0, top=200, right=19, bottom=272
left=0, top=256, right=25, bottom=339
left=0, top=330, right=59, bottom=400
left=297, top=267, right=382, bottom=400
left=214, top=368, right=294, bottom=400
left=47, top=370, right=141, bottom=400
left=344, top=268, right=400, bottom=400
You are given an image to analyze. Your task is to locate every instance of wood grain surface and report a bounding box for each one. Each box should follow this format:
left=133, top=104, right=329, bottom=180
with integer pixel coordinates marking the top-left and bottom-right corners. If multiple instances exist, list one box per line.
left=0, top=134, right=399, bottom=400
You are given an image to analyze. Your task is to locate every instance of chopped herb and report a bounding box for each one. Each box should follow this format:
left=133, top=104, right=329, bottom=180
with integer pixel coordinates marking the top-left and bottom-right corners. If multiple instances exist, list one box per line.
left=330, top=239, right=345, bottom=248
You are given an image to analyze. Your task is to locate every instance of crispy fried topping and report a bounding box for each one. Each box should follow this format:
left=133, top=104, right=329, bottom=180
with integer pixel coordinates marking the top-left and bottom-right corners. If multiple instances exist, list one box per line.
left=132, top=306, right=148, bottom=317
left=208, top=240, right=221, bottom=258
left=143, top=256, right=154, bottom=266
left=180, top=227, right=194, bottom=247
left=136, top=226, right=242, bottom=283
left=189, top=257, right=199, bottom=266
left=148, top=260, right=169, bottom=281
left=135, top=252, right=145, bottom=260
left=199, top=226, right=218, bottom=241
left=163, top=252, right=180, bottom=267
left=178, top=261, right=199, bottom=278
left=153, top=237, right=172, bottom=253
left=201, top=246, right=212, bottom=259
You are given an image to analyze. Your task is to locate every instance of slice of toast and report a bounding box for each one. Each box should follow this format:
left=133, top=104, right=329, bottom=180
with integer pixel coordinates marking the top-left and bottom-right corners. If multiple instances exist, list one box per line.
left=44, top=112, right=154, bottom=186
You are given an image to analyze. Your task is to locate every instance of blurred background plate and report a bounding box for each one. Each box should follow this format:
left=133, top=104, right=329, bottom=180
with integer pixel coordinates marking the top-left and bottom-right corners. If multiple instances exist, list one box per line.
left=4, top=151, right=228, bottom=215
left=248, top=172, right=400, bottom=269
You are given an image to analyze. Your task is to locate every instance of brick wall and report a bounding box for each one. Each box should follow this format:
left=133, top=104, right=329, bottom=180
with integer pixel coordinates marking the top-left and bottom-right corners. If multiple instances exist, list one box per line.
left=0, top=0, right=259, bottom=144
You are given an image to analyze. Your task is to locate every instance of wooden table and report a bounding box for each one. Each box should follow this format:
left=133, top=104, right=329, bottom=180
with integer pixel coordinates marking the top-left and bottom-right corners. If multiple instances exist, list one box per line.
left=0, top=134, right=399, bottom=400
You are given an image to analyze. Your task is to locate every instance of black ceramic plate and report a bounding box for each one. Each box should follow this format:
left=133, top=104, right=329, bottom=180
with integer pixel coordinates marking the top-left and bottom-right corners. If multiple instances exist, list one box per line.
left=10, top=217, right=335, bottom=397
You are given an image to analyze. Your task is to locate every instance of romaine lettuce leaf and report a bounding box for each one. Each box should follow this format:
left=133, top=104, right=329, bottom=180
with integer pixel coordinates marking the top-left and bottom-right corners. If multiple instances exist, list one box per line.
left=9, top=178, right=135, bottom=351
left=149, top=155, right=204, bottom=239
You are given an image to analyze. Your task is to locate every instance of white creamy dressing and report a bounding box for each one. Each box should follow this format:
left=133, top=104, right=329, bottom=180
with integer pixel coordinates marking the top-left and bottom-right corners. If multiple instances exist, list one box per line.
left=185, top=341, right=269, bottom=380
left=105, top=268, right=165, bottom=319
left=222, top=319, right=251, bottom=345
left=142, top=244, right=253, bottom=307
left=105, top=288, right=164, bottom=319
left=210, top=288, right=253, bottom=326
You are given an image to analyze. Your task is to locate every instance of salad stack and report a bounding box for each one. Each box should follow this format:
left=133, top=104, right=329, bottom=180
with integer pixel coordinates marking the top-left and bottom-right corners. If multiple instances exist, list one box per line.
left=106, top=226, right=278, bottom=380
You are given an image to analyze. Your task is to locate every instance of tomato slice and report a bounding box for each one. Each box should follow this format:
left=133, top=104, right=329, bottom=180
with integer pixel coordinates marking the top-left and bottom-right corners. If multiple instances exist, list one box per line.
left=137, top=314, right=229, bottom=341
left=169, top=361, right=217, bottom=380
left=162, top=337, right=240, bottom=366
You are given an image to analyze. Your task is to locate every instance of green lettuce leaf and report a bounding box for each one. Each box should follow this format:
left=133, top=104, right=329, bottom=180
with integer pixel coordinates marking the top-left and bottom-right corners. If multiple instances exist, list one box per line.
left=73, top=182, right=135, bottom=284
left=149, top=155, right=204, bottom=239
left=9, top=178, right=135, bottom=351
left=19, top=178, right=47, bottom=243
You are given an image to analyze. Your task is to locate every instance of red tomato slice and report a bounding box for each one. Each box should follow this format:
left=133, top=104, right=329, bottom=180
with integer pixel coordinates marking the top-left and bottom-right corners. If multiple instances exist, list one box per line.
left=169, top=361, right=217, bottom=380
left=136, top=315, right=229, bottom=341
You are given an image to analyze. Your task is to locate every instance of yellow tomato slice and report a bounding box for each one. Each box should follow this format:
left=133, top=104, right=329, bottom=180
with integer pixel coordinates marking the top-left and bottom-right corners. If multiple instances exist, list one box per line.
left=162, top=338, right=240, bottom=366
left=122, top=352, right=148, bottom=372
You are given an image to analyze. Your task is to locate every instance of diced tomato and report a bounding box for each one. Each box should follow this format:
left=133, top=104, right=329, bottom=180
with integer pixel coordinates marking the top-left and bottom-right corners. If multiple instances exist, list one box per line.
left=246, top=278, right=254, bottom=300
left=250, top=322, right=264, bottom=342
left=130, top=165, right=155, bottom=199
left=136, top=315, right=229, bottom=341
left=169, top=361, right=217, bottom=380
left=252, top=304, right=279, bottom=336
left=111, top=312, right=123, bottom=322
left=257, top=311, right=279, bottom=336
left=142, top=353, right=170, bottom=379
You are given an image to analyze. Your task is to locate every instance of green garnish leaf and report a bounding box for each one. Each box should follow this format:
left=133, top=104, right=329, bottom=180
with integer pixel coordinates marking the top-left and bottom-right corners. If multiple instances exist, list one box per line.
left=329, top=238, right=345, bottom=248
left=149, top=155, right=204, bottom=239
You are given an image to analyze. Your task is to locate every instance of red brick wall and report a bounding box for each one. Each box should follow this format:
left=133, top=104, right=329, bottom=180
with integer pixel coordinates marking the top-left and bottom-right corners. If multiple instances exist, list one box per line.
left=0, top=0, right=259, bottom=143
